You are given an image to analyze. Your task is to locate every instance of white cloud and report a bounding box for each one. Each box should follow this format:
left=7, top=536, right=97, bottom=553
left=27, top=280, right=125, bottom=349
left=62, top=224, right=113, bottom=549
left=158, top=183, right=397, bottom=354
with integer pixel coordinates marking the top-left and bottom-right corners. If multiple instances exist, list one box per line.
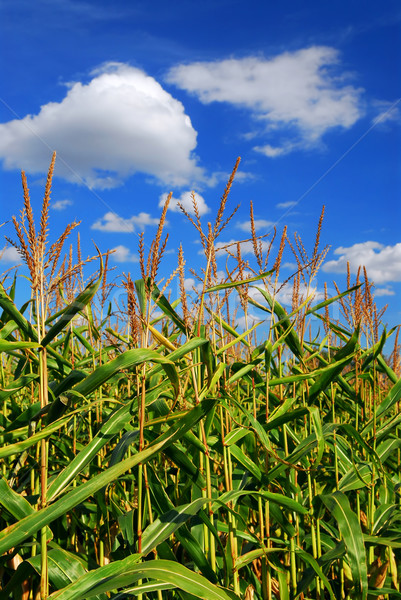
left=184, top=277, right=202, bottom=293
left=167, top=47, right=363, bottom=151
left=375, top=287, right=395, bottom=297
left=0, top=246, right=21, bottom=264
left=276, top=201, right=297, bottom=209
left=111, top=245, right=139, bottom=263
left=91, top=211, right=160, bottom=233
left=237, top=219, right=274, bottom=233
left=204, top=169, right=257, bottom=187
left=0, top=62, right=202, bottom=189
left=254, top=143, right=295, bottom=158
left=372, top=100, right=400, bottom=126
left=51, top=199, right=73, bottom=211
left=323, top=241, right=401, bottom=283
left=159, top=191, right=210, bottom=216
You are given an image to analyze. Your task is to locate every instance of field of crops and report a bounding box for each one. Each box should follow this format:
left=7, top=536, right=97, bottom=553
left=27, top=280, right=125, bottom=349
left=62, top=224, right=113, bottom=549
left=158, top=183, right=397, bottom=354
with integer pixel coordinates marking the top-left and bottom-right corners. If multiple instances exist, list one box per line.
left=1, top=155, right=401, bottom=600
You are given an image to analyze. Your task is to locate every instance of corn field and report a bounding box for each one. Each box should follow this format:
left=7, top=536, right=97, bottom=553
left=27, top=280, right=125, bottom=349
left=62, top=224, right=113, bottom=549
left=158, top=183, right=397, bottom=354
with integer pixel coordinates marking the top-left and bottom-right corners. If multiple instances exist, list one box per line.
left=1, top=154, right=401, bottom=600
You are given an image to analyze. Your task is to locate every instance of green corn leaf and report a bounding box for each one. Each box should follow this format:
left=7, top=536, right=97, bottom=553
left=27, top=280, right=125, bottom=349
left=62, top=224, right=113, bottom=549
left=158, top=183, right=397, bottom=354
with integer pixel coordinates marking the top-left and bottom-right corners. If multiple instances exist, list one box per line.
left=0, top=414, right=72, bottom=459
left=332, top=325, right=359, bottom=361
left=224, top=427, right=250, bottom=446
left=0, top=398, right=217, bottom=554
left=308, top=355, right=353, bottom=403
left=213, top=489, right=307, bottom=515
left=141, top=497, right=211, bottom=555
left=373, top=504, right=399, bottom=535
left=308, top=405, right=325, bottom=467
left=369, top=376, right=401, bottom=423
left=48, top=557, right=238, bottom=600
left=150, top=280, right=187, bottom=333
left=295, top=548, right=337, bottom=600
left=148, top=336, right=209, bottom=379
left=366, top=590, right=401, bottom=598
left=145, top=468, right=217, bottom=582
left=27, top=547, right=88, bottom=591
left=252, top=286, right=304, bottom=361
left=234, top=547, right=283, bottom=570
left=48, top=377, right=176, bottom=501
left=0, top=477, right=53, bottom=542
left=0, top=373, right=39, bottom=402
left=0, top=339, right=40, bottom=352
left=205, top=307, right=251, bottom=348
left=227, top=360, right=260, bottom=385
left=72, top=327, right=97, bottom=354
left=216, top=321, right=261, bottom=356
left=376, top=353, right=399, bottom=384
left=205, top=269, right=275, bottom=293
left=304, top=284, right=362, bottom=316
left=321, top=491, right=368, bottom=599
left=0, top=319, right=19, bottom=338
left=110, top=582, right=173, bottom=597
left=363, top=534, right=401, bottom=548
left=229, top=444, right=263, bottom=482
left=1, top=547, right=96, bottom=600
left=0, top=281, right=38, bottom=341
left=72, top=347, right=179, bottom=400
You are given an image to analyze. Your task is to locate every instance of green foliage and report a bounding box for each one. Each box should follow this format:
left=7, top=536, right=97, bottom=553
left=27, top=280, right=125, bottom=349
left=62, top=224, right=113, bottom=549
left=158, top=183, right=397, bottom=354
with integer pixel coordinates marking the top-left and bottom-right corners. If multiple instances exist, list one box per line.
left=1, top=165, right=400, bottom=600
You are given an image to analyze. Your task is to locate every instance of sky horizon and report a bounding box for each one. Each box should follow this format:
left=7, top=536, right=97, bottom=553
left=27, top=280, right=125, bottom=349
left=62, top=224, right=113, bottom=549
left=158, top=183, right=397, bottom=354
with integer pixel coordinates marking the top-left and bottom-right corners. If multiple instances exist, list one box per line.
left=1, top=0, right=400, bottom=342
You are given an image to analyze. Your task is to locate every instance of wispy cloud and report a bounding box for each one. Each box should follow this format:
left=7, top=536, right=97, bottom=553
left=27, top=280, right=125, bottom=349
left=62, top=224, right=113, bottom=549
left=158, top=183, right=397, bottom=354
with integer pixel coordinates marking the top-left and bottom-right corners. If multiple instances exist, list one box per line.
left=167, top=47, right=364, bottom=154
left=254, top=143, right=296, bottom=158
left=91, top=211, right=160, bottom=233
left=323, top=241, right=401, bottom=283
left=375, top=286, right=395, bottom=297
left=372, top=100, right=400, bottom=126
left=276, top=201, right=297, bottom=209
left=51, top=199, right=73, bottom=211
left=0, top=62, right=203, bottom=189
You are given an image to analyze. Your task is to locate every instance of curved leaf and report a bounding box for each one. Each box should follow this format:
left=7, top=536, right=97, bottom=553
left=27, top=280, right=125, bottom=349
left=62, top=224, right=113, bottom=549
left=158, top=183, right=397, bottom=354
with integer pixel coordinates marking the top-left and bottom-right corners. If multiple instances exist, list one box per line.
left=48, top=558, right=238, bottom=600
left=321, top=491, right=368, bottom=599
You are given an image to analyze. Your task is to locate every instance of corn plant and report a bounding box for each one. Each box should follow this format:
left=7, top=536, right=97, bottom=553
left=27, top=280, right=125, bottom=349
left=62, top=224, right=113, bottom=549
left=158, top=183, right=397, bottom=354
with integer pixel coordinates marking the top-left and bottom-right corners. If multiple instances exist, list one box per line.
left=0, top=155, right=400, bottom=600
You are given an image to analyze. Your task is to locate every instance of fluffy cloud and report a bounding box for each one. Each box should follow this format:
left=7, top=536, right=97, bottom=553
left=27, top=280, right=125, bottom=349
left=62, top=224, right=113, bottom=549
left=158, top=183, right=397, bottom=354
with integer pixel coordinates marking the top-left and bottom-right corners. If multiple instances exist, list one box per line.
left=0, top=62, right=202, bottom=189
left=111, top=245, right=139, bottom=263
left=237, top=219, right=275, bottom=233
left=159, top=191, right=210, bottom=216
left=0, top=246, right=21, bottom=264
left=51, top=199, right=73, bottom=211
left=323, top=241, right=401, bottom=283
left=91, top=211, right=160, bottom=233
left=184, top=277, right=202, bottom=293
left=167, top=47, right=363, bottom=152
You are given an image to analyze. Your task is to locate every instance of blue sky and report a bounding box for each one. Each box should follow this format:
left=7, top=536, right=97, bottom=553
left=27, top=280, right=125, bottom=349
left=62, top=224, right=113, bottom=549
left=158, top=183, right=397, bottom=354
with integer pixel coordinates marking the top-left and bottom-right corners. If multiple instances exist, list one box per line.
left=0, top=0, right=400, bottom=338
